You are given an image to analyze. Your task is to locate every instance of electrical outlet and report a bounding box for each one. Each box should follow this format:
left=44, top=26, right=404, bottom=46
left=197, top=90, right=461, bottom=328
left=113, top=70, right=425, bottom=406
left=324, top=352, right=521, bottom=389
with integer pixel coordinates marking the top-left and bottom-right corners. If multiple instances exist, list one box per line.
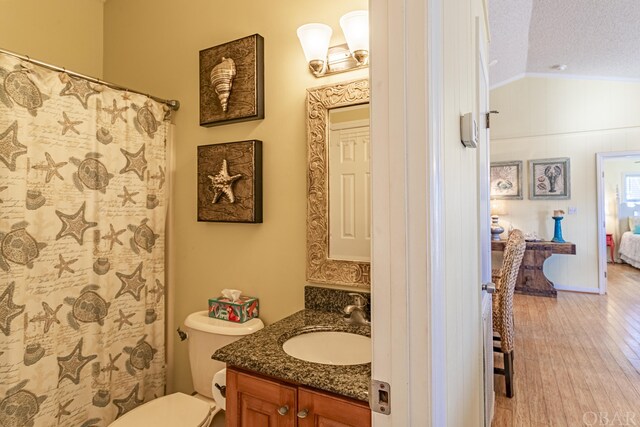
left=568, top=207, right=577, bottom=215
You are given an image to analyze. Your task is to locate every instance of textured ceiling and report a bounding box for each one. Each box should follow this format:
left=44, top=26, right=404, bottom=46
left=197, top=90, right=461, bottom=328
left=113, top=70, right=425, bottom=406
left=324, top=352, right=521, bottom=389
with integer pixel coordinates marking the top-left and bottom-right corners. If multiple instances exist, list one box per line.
left=487, top=0, right=533, bottom=87
left=489, top=0, right=640, bottom=87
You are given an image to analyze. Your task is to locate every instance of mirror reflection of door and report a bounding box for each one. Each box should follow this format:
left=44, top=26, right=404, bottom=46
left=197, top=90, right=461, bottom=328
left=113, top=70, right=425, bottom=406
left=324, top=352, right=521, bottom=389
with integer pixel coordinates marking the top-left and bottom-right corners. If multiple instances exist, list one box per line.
left=328, top=104, right=371, bottom=262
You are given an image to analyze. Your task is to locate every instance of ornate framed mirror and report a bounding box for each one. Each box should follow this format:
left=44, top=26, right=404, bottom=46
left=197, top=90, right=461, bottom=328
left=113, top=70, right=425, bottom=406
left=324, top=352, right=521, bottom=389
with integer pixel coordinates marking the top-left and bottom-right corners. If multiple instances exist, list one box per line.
left=306, top=79, right=370, bottom=287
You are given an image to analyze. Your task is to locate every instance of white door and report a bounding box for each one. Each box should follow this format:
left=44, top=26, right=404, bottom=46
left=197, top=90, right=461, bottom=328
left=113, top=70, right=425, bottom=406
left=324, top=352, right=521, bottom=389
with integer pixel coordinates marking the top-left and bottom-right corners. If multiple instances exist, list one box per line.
left=477, top=19, right=494, bottom=427
left=329, top=124, right=371, bottom=261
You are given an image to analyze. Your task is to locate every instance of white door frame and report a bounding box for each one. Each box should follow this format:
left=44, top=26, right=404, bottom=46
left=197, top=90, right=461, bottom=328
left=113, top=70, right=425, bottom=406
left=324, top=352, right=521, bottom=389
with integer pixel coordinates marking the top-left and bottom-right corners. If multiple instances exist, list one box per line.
left=476, top=17, right=494, bottom=427
left=370, top=0, right=445, bottom=424
left=595, top=150, right=640, bottom=294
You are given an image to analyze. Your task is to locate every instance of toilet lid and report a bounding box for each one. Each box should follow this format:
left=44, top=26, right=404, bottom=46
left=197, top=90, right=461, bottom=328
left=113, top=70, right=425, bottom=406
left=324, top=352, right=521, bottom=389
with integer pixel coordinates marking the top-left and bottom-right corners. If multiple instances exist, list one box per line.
left=109, top=392, right=214, bottom=427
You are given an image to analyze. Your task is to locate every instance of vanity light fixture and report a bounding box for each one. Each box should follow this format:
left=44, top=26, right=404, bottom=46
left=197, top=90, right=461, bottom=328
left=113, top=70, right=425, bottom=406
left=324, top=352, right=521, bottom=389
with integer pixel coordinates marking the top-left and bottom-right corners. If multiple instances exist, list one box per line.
left=297, top=10, right=369, bottom=77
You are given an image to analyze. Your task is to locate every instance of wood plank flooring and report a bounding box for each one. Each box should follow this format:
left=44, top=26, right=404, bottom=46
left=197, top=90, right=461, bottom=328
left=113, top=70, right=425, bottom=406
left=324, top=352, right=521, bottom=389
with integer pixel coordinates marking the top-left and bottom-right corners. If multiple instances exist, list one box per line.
left=492, top=263, right=640, bottom=427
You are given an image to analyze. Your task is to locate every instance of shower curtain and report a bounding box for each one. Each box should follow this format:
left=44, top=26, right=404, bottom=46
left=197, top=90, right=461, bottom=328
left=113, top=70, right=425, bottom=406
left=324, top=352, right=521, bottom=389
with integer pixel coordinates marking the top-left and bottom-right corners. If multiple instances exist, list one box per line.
left=0, top=52, right=170, bottom=426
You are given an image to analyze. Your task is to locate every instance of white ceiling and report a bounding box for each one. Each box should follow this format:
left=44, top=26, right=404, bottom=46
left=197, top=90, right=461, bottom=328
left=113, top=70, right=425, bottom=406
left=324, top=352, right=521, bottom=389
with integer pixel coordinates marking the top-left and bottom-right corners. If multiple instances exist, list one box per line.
left=489, top=0, right=640, bottom=88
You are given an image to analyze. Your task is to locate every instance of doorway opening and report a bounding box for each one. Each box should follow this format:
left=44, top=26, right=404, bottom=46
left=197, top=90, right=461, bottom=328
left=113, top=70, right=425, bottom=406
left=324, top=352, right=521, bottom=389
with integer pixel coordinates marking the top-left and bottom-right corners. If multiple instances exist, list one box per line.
left=596, top=151, right=640, bottom=294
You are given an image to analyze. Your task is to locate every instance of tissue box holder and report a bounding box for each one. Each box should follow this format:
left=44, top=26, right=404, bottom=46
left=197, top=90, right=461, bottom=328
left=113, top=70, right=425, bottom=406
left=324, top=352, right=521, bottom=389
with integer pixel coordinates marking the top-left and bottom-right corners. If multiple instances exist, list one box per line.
left=208, top=296, right=259, bottom=323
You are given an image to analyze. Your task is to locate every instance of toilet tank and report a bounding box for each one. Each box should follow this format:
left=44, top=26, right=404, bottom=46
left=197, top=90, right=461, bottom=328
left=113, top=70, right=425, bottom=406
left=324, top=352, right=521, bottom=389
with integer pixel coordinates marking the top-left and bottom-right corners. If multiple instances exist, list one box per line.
left=183, top=310, right=264, bottom=399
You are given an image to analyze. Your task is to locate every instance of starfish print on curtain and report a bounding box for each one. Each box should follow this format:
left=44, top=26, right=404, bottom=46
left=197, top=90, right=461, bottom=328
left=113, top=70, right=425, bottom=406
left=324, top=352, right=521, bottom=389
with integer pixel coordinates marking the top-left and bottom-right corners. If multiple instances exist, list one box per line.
left=102, top=224, right=126, bottom=249
left=29, top=302, right=62, bottom=333
left=59, top=75, right=99, bottom=109
left=113, top=383, right=144, bottom=418
left=120, top=145, right=147, bottom=180
left=32, top=152, right=67, bottom=183
left=57, top=338, right=97, bottom=385
left=117, top=186, right=139, bottom=206
left=115, top=262, right=147, bottom=301
left=0, top=121, right=27, bottom=171
left=55, top=202, right=98, bottom=245
left=58, top=112, right=82, bottom=135
left=54, top=254, right=77, bottom=277
left=103, top=99, right=129, bottom=124
left=0, top=282, right=25, bottom=335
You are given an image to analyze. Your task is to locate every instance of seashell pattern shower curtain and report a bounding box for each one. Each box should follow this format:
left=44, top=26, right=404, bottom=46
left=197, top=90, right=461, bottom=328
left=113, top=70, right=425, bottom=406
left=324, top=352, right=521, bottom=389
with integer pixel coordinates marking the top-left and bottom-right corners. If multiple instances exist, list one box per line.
left=0, top=52, right=169, bottom=426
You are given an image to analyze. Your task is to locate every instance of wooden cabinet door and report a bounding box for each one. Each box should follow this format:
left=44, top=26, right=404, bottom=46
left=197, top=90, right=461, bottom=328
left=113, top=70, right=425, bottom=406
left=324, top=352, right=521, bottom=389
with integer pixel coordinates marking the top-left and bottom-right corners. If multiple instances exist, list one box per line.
left=297, top=387, right=371, bottom=427
left=226, top=368, right=297, bottom=427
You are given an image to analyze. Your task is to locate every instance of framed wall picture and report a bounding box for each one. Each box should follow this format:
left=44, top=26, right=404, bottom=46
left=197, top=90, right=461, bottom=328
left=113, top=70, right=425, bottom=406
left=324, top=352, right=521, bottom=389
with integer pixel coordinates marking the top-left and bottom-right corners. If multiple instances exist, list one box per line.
left=197, top=140, right=263, bottom=223
left=490, top=160, right=523, bottom=200
left=199, top=34, right=264, bottom=127
left=529, top=157, right=571, bottom=200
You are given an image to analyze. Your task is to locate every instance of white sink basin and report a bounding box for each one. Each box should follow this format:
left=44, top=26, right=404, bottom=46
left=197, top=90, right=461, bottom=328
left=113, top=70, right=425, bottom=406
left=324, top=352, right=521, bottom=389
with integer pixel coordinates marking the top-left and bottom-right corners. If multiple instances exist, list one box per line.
left=282, top=331, right=371, bottom=365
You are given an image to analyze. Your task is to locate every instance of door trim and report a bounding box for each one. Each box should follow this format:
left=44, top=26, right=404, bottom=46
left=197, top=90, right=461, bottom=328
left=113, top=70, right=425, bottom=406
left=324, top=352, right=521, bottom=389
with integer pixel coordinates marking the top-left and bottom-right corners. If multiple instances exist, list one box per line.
left=595, top=150, right=640, bottom=295
left=476, top=17, right=494, bottom=427
left=370, top=0, right=445, bottom=425
left=427, top=0, right=447, bottom=424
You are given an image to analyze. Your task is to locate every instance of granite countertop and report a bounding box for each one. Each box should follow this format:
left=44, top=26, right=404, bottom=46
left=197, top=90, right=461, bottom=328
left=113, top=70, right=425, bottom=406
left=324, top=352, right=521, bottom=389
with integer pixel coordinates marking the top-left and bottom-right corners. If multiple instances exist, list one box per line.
left=212, top=309, right=371, bottom=402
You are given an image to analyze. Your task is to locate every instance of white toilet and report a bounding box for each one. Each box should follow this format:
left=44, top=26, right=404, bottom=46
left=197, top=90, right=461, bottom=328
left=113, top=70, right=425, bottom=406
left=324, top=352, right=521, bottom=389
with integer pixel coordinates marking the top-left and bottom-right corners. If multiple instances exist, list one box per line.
left=110, top=310, right=264, bottom=427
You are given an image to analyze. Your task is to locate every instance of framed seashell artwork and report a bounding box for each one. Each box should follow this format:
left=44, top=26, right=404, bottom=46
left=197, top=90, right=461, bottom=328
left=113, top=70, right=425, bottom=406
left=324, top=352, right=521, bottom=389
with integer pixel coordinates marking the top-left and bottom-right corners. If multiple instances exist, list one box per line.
left=199, top=34, right=264, bottom=127
left=197, top=140, right=263, bottom=223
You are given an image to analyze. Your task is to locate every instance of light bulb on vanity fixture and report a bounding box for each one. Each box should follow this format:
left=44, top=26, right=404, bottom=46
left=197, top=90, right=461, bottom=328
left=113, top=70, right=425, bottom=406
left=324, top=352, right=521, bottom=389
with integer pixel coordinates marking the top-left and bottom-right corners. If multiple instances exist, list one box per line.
left=297, top=10, right=369, bottom=77
left=296, top=23, right=333, bottom=76
left=339, top=10, right=369, bottom=65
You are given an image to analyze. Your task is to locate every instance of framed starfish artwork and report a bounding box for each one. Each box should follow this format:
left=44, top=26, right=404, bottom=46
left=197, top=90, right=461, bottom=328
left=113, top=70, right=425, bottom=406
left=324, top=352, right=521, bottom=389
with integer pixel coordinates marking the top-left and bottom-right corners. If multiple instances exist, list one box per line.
left=197, top=140, right=263, bottom=223
left=199, top=34, right=265, bottom=127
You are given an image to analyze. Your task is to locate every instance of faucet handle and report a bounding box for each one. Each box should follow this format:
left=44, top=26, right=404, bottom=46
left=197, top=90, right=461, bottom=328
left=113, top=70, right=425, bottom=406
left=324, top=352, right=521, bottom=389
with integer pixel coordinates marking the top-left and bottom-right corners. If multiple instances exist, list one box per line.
left=348, top=292, right=367, bottom=308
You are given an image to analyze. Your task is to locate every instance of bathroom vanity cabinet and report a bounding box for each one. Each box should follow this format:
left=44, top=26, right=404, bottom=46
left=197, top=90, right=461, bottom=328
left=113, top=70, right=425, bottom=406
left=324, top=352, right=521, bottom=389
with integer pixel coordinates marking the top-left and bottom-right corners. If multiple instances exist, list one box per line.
left=226, top=367, right=371, bottom=427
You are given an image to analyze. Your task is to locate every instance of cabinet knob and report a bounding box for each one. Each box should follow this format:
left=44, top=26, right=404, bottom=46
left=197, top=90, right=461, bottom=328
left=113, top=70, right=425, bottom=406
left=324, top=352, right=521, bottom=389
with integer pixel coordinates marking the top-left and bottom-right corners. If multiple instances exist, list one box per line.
left=277, top=405, right=289, bottom=416
left=297, top=409, right=309, bottom=418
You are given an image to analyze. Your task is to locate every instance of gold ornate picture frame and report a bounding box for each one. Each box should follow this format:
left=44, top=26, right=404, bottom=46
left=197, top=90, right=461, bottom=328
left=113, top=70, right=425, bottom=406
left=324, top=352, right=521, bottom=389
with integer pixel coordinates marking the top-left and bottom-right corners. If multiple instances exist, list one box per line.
left=306, top=79, right=370, bottom=287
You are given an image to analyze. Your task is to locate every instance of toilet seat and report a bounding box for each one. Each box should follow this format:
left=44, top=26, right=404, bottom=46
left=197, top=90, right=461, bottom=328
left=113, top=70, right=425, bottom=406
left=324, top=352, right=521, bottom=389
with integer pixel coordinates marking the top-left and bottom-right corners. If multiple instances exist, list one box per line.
left=109, top=392, right=215, bottom=427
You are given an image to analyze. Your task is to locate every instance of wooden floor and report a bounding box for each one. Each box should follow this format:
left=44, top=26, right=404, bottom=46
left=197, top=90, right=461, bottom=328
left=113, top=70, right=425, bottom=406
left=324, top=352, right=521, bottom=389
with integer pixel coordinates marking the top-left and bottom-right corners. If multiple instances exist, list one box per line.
left=492, top=263, right=640, bottom=427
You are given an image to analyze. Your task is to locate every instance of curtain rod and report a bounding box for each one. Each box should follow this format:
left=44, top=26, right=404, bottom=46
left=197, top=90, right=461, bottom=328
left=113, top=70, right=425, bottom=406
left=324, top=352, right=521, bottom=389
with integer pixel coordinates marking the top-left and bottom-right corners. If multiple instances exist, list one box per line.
left=0, top=47, right=180, bottom=111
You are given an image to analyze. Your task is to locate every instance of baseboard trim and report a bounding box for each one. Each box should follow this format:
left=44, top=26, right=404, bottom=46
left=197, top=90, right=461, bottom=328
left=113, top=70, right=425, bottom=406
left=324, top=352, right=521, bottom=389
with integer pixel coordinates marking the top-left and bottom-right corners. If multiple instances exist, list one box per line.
left=554, top=285, right=600, bottom=294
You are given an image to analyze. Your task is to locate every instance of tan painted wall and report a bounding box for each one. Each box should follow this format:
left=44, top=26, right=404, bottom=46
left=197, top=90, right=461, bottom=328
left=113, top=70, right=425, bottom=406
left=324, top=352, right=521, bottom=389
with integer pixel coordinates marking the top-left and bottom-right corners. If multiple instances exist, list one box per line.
left=491, top=77, right=640, bottom=291
left=0, top=0, right=104, bottom=77
left=103, top=0, right=367, bottom=394
left=443, top=0, right=487, bottom=425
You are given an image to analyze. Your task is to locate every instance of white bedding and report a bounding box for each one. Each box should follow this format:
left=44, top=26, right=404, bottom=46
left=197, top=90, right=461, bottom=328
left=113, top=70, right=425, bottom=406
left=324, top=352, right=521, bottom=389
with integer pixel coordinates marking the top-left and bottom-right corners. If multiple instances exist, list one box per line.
left=619, top=231, right=640, bottom=269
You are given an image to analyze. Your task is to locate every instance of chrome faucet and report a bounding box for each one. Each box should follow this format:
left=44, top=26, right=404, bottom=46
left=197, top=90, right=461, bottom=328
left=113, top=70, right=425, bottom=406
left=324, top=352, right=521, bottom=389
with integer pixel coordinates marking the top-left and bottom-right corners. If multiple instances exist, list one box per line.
left=343, top=293, right=370, bottom=326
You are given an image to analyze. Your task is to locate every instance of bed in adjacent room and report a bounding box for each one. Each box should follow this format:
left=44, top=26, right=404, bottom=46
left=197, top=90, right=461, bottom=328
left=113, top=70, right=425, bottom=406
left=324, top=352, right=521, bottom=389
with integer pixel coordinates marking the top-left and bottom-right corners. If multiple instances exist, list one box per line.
left=619, top=217, right=640, bottom=269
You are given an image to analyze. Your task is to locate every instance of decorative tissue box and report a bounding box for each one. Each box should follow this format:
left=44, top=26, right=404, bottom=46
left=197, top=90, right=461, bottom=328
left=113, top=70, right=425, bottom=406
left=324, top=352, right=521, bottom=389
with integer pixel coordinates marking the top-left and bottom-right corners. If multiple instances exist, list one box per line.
left=208, top=295, right=259, bottom=323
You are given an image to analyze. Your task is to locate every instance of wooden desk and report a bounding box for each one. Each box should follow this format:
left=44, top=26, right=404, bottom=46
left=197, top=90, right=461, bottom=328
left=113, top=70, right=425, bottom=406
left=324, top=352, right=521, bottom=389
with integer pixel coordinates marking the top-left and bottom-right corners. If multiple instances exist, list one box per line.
left=491, top=240, right=576, bottom=298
